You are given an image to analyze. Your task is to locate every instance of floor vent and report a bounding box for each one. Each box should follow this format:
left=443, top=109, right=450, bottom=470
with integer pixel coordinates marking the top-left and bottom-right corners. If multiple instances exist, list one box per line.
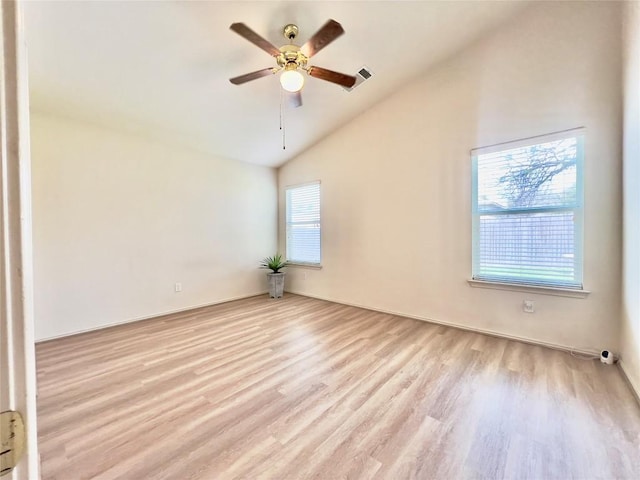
left=344, top=66, right=373, bottom=92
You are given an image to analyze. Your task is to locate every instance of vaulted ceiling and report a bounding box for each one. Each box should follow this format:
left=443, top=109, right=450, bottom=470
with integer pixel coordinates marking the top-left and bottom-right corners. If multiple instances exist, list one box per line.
left=23, top=1, right=529, bottom=167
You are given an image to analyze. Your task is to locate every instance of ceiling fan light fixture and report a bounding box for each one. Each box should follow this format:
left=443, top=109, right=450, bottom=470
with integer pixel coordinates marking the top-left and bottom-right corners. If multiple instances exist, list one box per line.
left=280, top=68, right=305, bottom=93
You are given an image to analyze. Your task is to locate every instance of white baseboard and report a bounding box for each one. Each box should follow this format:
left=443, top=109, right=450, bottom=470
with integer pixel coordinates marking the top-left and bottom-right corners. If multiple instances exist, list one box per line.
left=619, top=360, right=640, bottom=406
left=37, top=288, right=640, bottom=406
left=36, top=291, right=268, bottom=343
left=285, top=290, right=600, bottom=357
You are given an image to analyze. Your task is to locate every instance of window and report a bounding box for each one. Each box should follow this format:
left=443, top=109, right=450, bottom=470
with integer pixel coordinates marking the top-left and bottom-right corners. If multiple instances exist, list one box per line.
left=471, top=129, right=584, bottom=289
left=286, top=181, right=321, bottom=265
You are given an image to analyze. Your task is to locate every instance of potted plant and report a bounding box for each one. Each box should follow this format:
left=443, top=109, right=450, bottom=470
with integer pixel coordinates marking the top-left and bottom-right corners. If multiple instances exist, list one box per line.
left=260, top=253, right=287, bottom=298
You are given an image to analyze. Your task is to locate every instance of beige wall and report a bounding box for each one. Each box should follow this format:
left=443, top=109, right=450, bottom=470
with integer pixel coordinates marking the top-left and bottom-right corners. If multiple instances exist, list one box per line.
left=621, top=0, right=640, bottom=394
left=278, top=1, right=622, bottom=352
left=31, top=112, right=277, bottom=340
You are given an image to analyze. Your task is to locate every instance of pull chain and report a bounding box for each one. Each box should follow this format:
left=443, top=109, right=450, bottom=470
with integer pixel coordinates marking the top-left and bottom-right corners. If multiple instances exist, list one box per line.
left=279, top=88, right=286, bottom=150
left=279, top=87, right=283, bottom=131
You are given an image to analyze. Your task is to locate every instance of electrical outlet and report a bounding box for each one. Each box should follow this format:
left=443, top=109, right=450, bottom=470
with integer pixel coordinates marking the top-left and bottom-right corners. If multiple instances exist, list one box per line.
left=523, top=300, right=534, bottom=313
left=303, top=272, right=307, bottom=280
left=175, top=282, right=182, bottom=293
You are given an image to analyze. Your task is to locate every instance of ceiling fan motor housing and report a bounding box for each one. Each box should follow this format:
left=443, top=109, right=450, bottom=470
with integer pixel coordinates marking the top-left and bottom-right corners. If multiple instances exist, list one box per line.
left=276, top=45, right=308, bottom=70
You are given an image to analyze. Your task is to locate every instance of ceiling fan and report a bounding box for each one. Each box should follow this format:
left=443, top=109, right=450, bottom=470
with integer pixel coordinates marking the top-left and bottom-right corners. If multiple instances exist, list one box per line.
left=229, top=19, right=357, bottom=108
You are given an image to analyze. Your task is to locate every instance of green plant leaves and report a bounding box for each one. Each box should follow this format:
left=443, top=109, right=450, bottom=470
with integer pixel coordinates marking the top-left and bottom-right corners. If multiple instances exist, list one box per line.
left=260, top=253, right=287, bottom=273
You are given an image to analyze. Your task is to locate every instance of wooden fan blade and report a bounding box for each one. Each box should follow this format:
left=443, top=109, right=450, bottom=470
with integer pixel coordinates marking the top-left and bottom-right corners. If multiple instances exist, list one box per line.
left=300, top=19, right=345, bottom=58
left=308, top=66, right=356, bottom=88
left=285, top=91, right=302, bottom=108
left=230, top=23, right=281, bottom=57
left=229, top=68, right=275, bottom=85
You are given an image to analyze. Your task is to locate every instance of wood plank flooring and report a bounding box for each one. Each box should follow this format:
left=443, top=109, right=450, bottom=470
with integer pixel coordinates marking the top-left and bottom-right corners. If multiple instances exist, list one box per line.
left=36, top=294, right=640, bottom=479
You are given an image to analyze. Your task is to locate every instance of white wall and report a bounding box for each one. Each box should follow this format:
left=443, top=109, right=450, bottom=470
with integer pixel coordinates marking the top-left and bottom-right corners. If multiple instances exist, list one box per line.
left=621, top=0, right=640, bottom=395
left=31, top=112, right=277, bottom=340
left=278, top=1, right=622, bottom=352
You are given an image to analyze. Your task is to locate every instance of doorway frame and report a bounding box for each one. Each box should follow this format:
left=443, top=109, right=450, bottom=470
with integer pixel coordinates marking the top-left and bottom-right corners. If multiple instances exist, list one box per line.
left=1, top=1, right=39, bottom=478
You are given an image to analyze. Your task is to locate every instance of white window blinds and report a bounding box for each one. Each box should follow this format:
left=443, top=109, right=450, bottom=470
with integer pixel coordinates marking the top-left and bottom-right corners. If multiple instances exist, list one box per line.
left=471, top=129, right=584, bottom=288
left=286, top=181, right=321, bottom=265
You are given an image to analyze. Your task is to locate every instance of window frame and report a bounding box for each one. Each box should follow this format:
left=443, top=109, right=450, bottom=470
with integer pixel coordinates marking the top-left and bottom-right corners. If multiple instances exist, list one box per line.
left=285, top=180, right=322, bottom=267
left=470, top=128, right=586, bottom=292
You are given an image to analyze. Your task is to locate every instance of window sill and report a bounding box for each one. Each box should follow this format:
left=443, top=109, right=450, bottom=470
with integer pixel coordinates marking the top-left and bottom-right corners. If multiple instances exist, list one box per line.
left=467, top=279, right=590, bottom=298
left=286, top=263, right=323, bottom=270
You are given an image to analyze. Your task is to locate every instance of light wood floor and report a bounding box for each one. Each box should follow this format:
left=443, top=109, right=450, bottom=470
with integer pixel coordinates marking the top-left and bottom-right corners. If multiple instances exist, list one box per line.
left=36, top=294, right=640, bottom=480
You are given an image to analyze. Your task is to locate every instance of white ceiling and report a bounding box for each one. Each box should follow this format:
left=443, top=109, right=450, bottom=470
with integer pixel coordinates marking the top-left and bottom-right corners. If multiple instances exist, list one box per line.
left=23, top=1, right=529, bottom=168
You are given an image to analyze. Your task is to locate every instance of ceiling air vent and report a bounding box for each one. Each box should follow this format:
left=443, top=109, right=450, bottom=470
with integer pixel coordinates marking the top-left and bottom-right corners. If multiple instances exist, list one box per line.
left=343, top=66, right=373, bottom=92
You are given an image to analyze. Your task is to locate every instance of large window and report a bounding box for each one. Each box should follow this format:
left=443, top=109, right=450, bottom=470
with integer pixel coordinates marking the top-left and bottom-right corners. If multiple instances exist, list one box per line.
left=471, top=129, right=584, bottom=289
left=286, top=181, right=321, bottom=265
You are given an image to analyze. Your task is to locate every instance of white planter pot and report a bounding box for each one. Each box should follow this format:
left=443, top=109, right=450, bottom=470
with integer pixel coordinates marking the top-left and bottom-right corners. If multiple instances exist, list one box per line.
left=267, top=272, right=285, bottom=298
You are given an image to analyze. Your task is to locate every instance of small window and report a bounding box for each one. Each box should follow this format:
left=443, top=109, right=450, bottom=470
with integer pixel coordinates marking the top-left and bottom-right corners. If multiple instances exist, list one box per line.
left=285, top=181, right=321, bottom=265
left=471, top=129, right=584, bottom=289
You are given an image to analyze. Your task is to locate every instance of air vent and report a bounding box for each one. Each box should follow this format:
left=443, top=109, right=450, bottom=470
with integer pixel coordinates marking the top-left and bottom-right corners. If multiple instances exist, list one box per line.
left=358, top=67, right=372, bottom=79
left=343, top=66, right=373, bottom=92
